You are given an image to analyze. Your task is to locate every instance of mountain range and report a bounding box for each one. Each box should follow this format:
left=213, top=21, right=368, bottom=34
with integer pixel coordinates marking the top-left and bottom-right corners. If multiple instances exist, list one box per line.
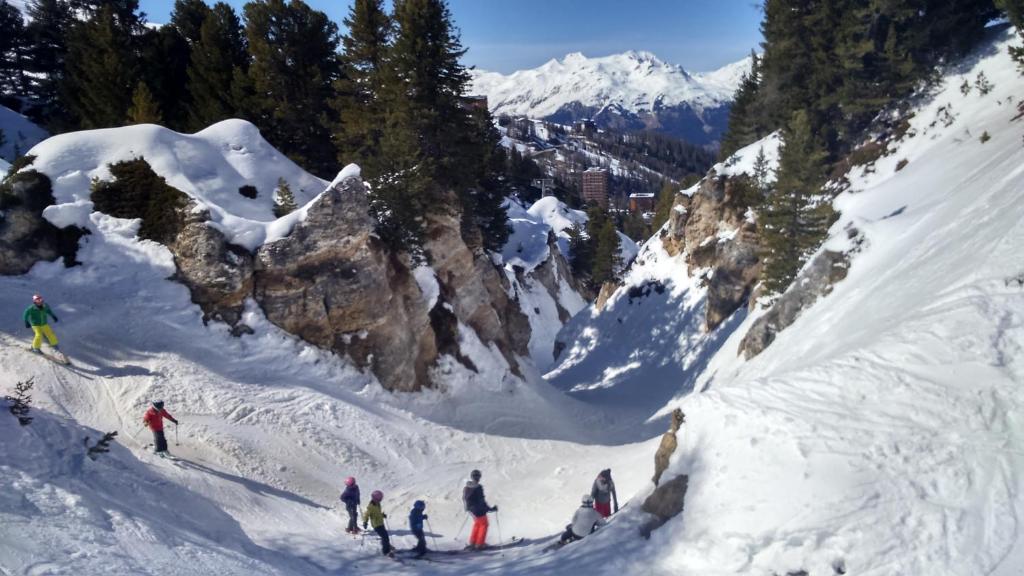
left=470, top=51, right=752, bottom=148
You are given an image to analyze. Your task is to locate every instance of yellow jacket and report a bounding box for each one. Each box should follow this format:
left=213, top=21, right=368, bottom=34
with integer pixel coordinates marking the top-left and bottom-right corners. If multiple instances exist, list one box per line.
left=364, top=501, right=385, bottom=529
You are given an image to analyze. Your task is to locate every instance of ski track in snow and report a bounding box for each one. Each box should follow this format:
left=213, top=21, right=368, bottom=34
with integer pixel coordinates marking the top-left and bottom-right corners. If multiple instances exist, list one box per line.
left=1, top=28, right=1024, bottom=576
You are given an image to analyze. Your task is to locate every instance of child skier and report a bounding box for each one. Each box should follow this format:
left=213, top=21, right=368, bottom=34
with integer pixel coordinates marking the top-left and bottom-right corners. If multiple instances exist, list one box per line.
left=142, top=401, right=178, bottom=456
left=23, top=294, right=64, bottom=361
left=340, top=476, right=361, bottom=534
left=409, top=500, right=429, bottom=557
left=559, top=494, right=606, bottom=544
left=462, top=469, right=498, bottom=550
left=363, top=490, right=393, bottom=557
left=591, top=468, right=619, bottom=518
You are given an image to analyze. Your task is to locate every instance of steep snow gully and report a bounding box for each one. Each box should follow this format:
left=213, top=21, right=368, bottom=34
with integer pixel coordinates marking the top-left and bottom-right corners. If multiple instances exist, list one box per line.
left=3, top=29, right=1024, bottom=576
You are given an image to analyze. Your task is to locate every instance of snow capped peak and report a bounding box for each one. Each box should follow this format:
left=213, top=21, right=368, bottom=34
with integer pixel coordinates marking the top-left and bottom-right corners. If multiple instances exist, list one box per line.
left=470, top=51, right=749, bottom=121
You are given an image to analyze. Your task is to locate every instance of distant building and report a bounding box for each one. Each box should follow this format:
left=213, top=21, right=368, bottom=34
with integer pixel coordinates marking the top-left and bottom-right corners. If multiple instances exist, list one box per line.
left=629, top=192, right=655, bottom=213
left=574, top=119, right=597, bottom=135
left=463, top=95, right=489, bottom=111
left=508, top=117, right=535, bottom=141
left=582, top=168, right=609, bottom=208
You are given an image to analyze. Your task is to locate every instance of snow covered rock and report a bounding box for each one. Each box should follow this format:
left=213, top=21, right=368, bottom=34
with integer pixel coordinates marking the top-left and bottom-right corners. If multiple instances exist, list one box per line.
left=254, top=176, right=437, bottom=392
left=0, top=168, right=83, bottom=274
left=0, top=105, right=48, bottom=163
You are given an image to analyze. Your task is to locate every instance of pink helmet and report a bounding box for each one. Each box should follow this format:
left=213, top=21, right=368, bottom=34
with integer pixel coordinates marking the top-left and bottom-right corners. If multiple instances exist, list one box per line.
left=371, top=490, right=383, bottom=502
left=32, top=294, right=43, bottom=305
left=345, top=476, right=356, bottom=487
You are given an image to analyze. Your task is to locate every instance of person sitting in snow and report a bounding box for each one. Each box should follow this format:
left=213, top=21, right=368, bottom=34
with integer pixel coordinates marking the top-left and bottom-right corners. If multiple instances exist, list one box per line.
left=409, top=500, right=429, bottom=557
left=463, top=469, right=498, bottom=550
left=591, top=468, right=619, bottom=518
left=142, top=400, right=178, bottom=455
left=340, top=476, right=360, bottom=534
left=23, top=294, right=64, bottom=360
left=559, top=494, right=606, bottom=544
left=363, top=490, right=393, bottom=557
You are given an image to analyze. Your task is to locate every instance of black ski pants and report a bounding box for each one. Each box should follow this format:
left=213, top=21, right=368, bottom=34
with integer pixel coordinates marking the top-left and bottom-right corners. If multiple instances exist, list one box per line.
left=153, top=430, right=168, bottom=453
left=346, top=504, right=358, bottom=532
left=374, top=526, right=391, bottom=555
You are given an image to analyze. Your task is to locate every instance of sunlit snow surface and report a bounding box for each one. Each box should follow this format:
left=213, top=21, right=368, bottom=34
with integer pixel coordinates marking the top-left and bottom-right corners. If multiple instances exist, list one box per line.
left=1, top=29, right=1023, bottom=576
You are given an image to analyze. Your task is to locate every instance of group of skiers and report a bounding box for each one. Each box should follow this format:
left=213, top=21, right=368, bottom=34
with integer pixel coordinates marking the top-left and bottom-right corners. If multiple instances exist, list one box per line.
left=20, top=294, right=621, bottom=560
left=338, top=467, right=619, bottom=558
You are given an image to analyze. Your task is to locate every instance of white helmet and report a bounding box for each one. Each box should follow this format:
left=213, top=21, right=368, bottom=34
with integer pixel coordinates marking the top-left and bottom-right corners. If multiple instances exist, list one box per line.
left=582, top=494, right=594, bottom=506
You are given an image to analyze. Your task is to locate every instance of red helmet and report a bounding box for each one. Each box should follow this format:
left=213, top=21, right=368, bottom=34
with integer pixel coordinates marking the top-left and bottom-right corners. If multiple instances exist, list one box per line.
left=371, top=490, right=383, bottom=502
left=345, top=476, right=356, bottom=487
left=32, top=294, right=43, bottom=305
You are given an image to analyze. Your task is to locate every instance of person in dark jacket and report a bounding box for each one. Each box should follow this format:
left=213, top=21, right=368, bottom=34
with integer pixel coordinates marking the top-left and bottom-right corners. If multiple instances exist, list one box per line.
left=590, top=468, right=619, bottom=518
left=340, top=476, right=360, bottom=534
left=142, top=401, right=178, bottom=455
left=462, top=469, right=497, bottom=550
left=409, top=500, right=429, bottom=556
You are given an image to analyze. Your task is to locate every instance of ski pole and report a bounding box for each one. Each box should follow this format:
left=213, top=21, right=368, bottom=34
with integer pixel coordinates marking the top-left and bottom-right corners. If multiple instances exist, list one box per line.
left=175, top=423, right=179, bottom=446
left=455, top=513, right=470, bottom=542
left=128, top=422, right=145, bottom=440
left=426, top=518, right=439, bottom=550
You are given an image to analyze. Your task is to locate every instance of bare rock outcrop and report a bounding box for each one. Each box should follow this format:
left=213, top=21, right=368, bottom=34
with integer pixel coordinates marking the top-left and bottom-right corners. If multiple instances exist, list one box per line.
left=170, top=206, right=254, bottom=332
left=253, top=177, right=437, bottom=392
left=739, top=243, right=854, bottom=359
left=660, top=174, right=762, bottom=332
left=424, top=206, right=531, bottom=374
left=652, top=408, right=685, bottom=486
left=0, top=169, right=83, bottom=274
left=639, top=474, right=689, bottom=539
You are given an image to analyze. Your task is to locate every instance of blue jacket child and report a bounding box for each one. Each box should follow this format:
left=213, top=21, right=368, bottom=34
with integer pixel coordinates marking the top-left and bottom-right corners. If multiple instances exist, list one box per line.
left=409, top=500, right=428, bottom=555
left=340, top=477, right=361, bottom=534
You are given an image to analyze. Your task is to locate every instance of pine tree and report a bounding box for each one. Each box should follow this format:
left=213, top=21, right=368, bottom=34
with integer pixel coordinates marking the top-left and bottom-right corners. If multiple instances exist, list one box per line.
left=139, top=26, right=190, bottom=130
left=997, top=0, right=1024, bottom=67
left=719, top=52, right=762, bottom=159
left=567, top=222, right=592, bottom=280
left=591, top=218, right=621, bottom=286
left=0, top=1, right=30, bottom=104
left=241, top=0, right=341, bottom=176
left=170, top=0, right=211, bottom=46
left=758, top=111, right=831, bottom=296
left=384, top=0, right=473, bottom=188
left=460, top=105, right=510, bottom=252
left=24, top=0, right=75, bottom=129
left=63, top=3, right=141, bottom=128
left=651, top=181, right=678, bottom=231
left=332, top=0, right=391, bottom=170
left=126, top=80, right=162, bottom=124
left=186, top=2, right=247, bottom=130
left=273, top=177, right=297, bottom=217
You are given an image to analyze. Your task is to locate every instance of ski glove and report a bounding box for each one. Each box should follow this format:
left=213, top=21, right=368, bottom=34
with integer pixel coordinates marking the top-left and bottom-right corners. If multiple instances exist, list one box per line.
left=490, top=506, right=498, bottom=512
left=25, top=321, right=30, bottom=329
left=51, top=315, right=58, bottom=322
left=382, top=514, right=387, bottom=518
left=423, top=514, right=428, bottom=520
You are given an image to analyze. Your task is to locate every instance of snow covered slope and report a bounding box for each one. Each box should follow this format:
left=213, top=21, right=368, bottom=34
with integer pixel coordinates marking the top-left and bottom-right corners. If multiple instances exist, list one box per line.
left=471, top=53, right=750, bottom=145
left=28, top=120, right=328, bottom=249
left=551, top=27, right=1024, bottom=575
left=0, top=104, right=48, bottom=163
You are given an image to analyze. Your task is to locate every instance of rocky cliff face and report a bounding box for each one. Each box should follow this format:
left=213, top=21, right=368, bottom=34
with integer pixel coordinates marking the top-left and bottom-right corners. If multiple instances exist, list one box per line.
left=661, top=172, right=762, bottom=332
left=167, top=175, right=555, bottom=392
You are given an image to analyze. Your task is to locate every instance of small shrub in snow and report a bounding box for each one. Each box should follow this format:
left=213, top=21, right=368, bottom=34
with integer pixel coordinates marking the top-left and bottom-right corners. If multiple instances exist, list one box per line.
left=6, top=154, right=36, bottom=178
left=895, top=159, right=909, bottom=172
left=960, top=79, right=972, bottom=96
left=90, top=157, right=188, bottom=245
left=974, top=72, right=993, bottom=96
left=238, top=185, right=258, bottom=199
left=980, top=131, right=991, bottom=144
left=4, top=378, right=34, bottom=426
left=273, top=178, right=296, bottom=217
left=84, top=431, right=118, bottom=460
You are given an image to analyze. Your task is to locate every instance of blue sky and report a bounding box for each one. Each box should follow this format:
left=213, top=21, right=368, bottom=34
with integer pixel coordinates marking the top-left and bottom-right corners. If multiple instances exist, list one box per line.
left=139, top=0, right=764, bottom=73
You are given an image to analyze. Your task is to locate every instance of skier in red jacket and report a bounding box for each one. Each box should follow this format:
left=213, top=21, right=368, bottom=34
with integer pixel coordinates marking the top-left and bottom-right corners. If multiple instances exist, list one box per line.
left=143, top=400, right=178, bottom=456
